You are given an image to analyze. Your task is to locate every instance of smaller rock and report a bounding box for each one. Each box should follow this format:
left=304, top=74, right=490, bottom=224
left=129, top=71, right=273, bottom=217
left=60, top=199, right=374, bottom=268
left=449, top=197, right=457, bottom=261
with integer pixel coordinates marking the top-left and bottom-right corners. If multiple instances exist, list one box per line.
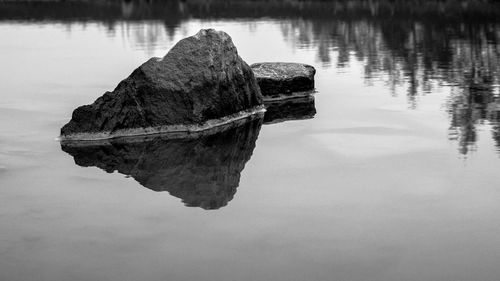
left=251, top=62, right=316, bottom=99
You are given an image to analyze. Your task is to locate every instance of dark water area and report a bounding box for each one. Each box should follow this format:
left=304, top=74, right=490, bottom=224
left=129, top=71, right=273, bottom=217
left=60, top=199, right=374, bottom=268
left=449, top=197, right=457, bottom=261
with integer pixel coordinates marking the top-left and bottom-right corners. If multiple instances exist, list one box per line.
left=61, top=117, right=263, bottom=210
left=1, top=1, right=500, bottom=281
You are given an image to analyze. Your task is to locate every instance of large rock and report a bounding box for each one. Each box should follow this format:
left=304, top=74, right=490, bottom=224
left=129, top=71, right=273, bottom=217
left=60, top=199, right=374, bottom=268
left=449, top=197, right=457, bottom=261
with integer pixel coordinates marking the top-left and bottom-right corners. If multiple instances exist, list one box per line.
left=61, top=116, right=263, bottom=210
left=61, top=29, right=263, bottom=140
left=251, top=62, right=316, bottom=99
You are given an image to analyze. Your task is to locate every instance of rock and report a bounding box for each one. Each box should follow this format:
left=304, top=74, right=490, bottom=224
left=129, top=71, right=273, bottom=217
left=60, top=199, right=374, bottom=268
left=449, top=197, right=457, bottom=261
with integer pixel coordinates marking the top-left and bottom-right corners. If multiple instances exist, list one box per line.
left=61, top=29, right=263, bottom=140
left=264, top=95, right=316, bottom=124
left=251, top=62, right=316, bottom=99
left=61, top=116, right=263, bottom=210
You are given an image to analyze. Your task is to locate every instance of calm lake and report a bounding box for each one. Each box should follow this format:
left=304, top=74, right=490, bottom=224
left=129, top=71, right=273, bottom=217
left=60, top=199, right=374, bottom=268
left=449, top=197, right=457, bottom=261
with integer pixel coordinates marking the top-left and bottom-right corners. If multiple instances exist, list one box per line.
left=1, top=1, right=500, bottom=280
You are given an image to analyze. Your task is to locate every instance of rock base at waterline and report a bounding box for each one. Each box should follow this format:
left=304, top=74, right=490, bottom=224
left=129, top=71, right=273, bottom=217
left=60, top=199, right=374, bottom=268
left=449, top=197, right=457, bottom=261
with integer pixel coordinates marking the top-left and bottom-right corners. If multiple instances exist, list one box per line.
left=251, top=62, right=316, bottom=99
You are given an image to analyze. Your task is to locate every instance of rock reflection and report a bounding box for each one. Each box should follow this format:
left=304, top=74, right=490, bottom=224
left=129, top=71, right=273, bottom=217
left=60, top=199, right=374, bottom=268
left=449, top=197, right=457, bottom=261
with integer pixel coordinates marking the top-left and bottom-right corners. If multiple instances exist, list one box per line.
left=264, top=96, right=316, bottom=125
left=61, top=118, right=263, bottom=210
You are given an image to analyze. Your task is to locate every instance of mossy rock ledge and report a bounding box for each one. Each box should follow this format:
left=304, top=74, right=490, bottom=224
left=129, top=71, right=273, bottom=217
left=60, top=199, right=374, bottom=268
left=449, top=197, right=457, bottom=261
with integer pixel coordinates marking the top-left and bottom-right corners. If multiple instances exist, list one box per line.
left=60, top=29, right=264, bottom=141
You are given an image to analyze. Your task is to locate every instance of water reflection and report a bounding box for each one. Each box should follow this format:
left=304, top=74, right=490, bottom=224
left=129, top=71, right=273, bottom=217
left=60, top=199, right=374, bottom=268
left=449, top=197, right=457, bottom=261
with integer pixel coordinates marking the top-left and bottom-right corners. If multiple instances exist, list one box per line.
left=273, top=2, right=500, bottom=155
left=263, top=96, right=316, bottom=125
left=3, top=0, right=500, bottom=156
left=61, top=118, right=263, bottom=210
left=447, top=72, right=500, bottom=155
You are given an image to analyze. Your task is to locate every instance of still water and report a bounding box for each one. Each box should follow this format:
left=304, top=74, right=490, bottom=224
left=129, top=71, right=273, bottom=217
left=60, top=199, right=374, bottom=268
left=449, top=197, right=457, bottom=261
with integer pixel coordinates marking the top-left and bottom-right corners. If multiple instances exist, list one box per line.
left=1, top=1, right=500, bottom=281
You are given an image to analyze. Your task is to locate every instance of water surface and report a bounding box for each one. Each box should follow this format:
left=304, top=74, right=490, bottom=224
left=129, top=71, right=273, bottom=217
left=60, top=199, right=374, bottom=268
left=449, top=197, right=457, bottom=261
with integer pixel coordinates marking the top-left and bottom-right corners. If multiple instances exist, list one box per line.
left=1, top=1, right=500, bottom=281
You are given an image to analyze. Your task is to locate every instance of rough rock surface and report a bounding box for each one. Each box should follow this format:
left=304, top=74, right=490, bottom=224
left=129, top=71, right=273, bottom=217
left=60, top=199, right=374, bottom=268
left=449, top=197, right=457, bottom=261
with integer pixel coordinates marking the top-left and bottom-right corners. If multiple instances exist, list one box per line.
left=251, top=62, right=316, bottom=98
left=61, top=117, right=263, bottom=210
left=61, top=29, right=263, bottom=140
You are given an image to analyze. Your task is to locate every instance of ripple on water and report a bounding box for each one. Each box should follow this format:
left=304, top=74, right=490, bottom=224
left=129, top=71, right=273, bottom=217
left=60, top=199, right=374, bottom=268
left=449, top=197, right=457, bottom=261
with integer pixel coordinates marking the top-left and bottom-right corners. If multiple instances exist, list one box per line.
left=311, top=128, right=444, bottom=158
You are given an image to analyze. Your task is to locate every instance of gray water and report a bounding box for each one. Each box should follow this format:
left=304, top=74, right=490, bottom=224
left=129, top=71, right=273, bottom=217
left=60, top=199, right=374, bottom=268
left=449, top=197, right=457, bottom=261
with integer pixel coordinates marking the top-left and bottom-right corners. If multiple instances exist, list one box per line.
left=1, top=1, right=500, bottom=281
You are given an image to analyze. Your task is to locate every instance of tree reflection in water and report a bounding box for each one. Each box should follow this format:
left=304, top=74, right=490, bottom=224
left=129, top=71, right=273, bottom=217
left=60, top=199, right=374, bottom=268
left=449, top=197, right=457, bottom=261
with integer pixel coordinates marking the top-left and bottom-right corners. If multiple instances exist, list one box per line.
left=274, top=1, right=500, bottom=155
